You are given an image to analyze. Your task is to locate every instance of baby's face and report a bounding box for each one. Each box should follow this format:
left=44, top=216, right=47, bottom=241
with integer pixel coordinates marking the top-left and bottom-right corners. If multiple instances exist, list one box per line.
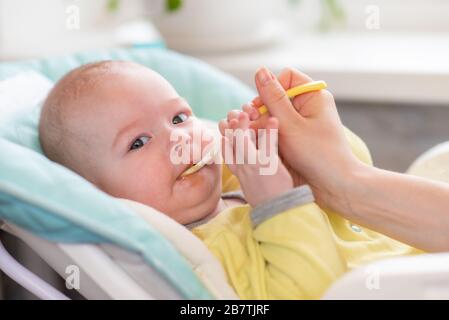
left=77, top=66, right=222, bottom=224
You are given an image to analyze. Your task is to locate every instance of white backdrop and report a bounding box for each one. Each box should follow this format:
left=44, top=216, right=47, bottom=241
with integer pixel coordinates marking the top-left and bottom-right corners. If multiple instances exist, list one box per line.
left=1, top=0, right=449, bottom=60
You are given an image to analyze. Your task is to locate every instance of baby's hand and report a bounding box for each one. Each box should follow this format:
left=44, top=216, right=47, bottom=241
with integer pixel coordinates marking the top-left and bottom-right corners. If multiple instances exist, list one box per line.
left=241, top=102, right=308, bottom=188
left=219, top=110, right=293, bottom=207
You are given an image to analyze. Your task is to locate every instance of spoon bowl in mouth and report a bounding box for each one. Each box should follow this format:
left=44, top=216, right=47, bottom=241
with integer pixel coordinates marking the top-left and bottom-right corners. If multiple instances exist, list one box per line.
left=180, top=148, right=218, bottom=177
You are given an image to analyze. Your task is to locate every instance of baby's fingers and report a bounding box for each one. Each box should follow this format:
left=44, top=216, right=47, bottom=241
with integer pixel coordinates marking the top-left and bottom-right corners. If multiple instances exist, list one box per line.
left=266, top=116, right=279, bottom=130
left=221, top=135, right=236, bottom=172
left=242, top=103, right=260, bottom=121
left=237, top=111, right=250, bottom=130
left=252, top=96, right=263, bottom=108
left=218, top=119, right=229, bottom=136
left=259, top=117, right=279, bottom=155
left=227, top=109, right=241, bottom=122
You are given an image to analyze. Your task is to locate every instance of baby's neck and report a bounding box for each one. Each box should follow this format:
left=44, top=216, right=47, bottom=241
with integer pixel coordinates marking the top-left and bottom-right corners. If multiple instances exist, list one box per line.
left=199, top=197, right=240, bottom=223
left=205, top=198, right=228, bottom=221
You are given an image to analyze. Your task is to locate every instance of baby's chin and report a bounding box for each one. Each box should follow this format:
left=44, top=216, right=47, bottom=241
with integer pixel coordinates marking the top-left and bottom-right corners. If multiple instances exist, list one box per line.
left=172, top=163, right=222, bottom=222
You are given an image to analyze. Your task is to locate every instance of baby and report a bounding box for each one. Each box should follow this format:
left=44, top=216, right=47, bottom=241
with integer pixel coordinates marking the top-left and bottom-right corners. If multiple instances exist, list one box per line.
left=39, top=61, right=418, bottom=299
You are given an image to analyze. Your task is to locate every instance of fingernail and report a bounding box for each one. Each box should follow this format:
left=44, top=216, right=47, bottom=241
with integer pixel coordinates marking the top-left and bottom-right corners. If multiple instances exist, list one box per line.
left=257, top=67, right=274, bottom=86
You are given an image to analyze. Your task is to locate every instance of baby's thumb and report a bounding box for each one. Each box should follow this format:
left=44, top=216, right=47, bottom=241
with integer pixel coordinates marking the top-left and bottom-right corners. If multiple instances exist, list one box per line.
left=255, top=67, right=302, bottom=126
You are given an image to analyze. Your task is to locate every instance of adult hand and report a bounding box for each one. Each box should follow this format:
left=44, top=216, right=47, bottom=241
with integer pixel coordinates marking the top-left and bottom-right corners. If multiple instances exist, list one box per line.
left=247, top=67, right=363, bottom=209
left=243, top=67, right=449, bottom=252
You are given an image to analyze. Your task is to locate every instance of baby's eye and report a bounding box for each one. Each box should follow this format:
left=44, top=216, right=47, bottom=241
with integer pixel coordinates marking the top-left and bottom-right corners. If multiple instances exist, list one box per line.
left=172, top=112, right=189, bottom=125
left=130, top=136, right=151, bottom=151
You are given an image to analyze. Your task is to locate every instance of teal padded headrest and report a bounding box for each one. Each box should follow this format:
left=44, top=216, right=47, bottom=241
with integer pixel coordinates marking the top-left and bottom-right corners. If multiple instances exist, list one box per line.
left=0, top=47, right=254, bottom=122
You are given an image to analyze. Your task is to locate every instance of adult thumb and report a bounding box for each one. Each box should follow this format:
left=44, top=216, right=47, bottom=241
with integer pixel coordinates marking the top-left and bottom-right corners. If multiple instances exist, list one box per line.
left=255, top=67, right=302, bottom=125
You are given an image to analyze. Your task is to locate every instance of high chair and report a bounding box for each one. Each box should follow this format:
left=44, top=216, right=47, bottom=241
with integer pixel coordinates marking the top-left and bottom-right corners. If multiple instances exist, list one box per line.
left=1, top=47, right=448, bottom=300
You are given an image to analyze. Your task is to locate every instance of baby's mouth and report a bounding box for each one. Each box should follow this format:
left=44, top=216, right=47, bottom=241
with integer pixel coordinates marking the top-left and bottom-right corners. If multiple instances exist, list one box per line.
left=177, top=161, right=207, bottom=180
left=178, top=148, right=219, bottom=179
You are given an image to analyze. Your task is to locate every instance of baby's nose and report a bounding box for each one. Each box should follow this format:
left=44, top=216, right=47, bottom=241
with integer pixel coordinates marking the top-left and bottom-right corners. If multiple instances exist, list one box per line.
left=169, top=128, right=216, bottom=162
left=169, top=131, right=192, bottom=166
left=169, top=130, right=191, bottom=149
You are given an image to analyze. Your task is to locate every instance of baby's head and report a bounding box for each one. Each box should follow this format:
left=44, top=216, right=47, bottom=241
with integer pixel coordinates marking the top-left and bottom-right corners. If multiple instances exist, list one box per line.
left=39, top=61, right=222, bottom=224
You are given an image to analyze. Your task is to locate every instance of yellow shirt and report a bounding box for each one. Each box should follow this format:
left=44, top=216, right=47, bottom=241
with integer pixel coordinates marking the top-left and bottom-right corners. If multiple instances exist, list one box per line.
left=192, top=127, right=421, bottom=299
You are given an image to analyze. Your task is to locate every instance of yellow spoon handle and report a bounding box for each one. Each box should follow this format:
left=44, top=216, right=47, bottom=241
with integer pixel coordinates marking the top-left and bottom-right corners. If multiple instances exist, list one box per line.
left=257, top=80, right=327, bottom=115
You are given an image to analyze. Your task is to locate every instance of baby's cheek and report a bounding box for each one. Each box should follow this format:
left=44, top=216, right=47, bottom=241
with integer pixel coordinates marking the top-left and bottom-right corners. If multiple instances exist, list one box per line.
left=135, top=171, right=173, bottom=207
left=128, top=182, right=168, bottom=212
left=134, top=167, right=160, bottom=192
